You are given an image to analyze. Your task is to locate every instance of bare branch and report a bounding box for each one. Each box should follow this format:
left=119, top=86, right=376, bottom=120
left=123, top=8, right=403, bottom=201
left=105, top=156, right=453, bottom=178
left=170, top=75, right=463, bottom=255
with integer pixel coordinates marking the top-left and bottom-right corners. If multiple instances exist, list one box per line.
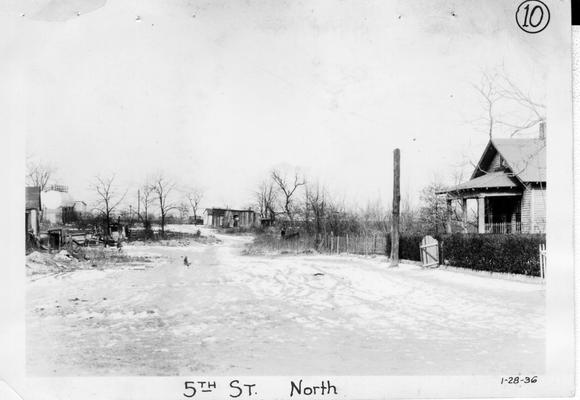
left=271, top=168, right=306, bottom=224
left=151, top=173, right=177, bottom=234
left=26, top=161, right=55, bottom=191
left=91, top=174, right=126, bottom=236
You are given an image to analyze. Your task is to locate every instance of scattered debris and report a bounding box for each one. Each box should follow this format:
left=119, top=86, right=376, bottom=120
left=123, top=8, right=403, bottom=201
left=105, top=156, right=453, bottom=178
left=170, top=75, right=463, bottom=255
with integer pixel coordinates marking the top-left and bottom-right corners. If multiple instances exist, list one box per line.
left=54, top=250, right=76, bottom=262
left=27, top=251, right=52, bottom=265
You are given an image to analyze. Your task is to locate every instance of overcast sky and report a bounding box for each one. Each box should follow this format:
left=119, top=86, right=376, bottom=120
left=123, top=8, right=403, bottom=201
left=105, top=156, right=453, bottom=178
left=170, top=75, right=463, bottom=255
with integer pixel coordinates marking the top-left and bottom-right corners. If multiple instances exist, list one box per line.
left=3, top=0, right=565, bottom=211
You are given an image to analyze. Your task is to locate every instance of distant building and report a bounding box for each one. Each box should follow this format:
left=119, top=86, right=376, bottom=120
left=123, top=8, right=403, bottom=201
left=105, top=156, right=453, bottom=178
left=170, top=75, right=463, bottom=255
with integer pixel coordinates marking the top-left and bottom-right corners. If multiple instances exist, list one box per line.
left=439, top=126, right=546, bottom=234
left=41, top=186, right=86, bottom=225
left=73, top=200, right=87, bottom=213
left=204, top=208, right=257, bottom=228
left=42, top=186, right=75, bottom=225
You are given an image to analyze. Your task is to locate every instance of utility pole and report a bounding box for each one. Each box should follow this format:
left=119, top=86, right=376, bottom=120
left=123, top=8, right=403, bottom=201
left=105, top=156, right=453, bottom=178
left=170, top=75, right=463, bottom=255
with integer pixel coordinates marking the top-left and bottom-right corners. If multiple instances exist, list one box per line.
left=390, top=148, right=401, bottom=267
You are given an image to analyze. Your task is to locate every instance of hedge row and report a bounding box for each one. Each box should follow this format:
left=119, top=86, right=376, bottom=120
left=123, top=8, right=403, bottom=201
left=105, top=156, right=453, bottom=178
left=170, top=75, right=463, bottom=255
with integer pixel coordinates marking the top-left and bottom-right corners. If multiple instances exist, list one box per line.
left=385, top=233, right=546, bottom=276
left=385, top=234, right=424, bottom=262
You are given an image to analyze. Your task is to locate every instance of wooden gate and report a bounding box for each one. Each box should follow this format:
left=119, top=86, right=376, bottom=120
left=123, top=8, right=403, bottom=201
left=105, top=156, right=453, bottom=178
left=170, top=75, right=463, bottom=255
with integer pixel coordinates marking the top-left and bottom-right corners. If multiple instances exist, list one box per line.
left=420, top=235, right=439, bottom=268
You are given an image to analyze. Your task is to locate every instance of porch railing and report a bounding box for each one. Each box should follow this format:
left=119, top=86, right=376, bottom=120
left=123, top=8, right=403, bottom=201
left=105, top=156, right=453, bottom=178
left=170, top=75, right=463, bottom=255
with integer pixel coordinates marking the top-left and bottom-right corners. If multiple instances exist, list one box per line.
left=485, top=222, right=521, bottom=234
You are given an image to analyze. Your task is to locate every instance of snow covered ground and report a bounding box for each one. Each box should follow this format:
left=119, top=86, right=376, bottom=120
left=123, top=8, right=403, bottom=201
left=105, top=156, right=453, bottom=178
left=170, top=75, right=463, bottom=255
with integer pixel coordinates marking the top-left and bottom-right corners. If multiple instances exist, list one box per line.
left=26, top=225, right=545, bottom=376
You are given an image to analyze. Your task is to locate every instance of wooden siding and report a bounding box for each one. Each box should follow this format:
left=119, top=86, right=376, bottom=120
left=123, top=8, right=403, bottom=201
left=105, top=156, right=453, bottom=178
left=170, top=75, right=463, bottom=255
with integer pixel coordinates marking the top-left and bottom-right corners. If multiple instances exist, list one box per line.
left=521, top=189, right=532, bottom=233
left=488, top=152, right=501, bottom=171
left=520, top=186, right=546, bottom=233
left=205, top=209, right=256, bottom=228
left=532, top=188, right=546, bottom=233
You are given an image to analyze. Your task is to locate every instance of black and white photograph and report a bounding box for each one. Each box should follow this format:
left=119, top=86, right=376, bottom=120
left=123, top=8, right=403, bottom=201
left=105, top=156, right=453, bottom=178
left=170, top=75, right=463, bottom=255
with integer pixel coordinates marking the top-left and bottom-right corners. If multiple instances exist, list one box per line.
left=0, top=0, right=575, bottom=399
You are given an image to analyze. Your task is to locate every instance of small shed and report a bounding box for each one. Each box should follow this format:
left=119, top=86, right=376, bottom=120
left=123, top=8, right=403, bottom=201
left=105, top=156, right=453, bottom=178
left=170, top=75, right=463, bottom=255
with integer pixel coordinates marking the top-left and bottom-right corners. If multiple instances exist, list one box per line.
left=204, top=208, right=257, bottom=228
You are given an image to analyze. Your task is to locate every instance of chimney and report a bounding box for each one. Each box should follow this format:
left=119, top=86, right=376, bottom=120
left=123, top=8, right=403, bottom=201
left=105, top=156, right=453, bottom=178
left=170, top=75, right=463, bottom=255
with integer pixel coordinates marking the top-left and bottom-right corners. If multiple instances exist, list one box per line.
left=539, top=120, right=546, bottom=140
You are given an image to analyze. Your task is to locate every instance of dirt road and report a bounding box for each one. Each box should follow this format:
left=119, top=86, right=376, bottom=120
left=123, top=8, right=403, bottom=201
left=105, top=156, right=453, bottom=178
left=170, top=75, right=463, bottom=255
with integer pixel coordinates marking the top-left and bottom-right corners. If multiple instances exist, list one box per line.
left=27, top=227, right=544, bottom=376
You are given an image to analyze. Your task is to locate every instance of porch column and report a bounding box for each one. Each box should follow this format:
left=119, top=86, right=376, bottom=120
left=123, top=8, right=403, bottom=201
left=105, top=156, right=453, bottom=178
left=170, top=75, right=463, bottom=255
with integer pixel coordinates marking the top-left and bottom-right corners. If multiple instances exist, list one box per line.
left=477, top=196, right=485, bottom=233
left=446, top=199, right=452, bottom=234
left=462, top=198, right=468, bottom=233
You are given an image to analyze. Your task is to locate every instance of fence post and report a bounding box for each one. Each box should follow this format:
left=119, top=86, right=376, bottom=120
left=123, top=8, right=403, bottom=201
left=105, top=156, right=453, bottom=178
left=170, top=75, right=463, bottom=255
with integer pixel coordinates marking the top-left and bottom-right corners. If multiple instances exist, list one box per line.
left=539, top=244, right=546, bottom=279
left=364, top=234, right=368, bottom=256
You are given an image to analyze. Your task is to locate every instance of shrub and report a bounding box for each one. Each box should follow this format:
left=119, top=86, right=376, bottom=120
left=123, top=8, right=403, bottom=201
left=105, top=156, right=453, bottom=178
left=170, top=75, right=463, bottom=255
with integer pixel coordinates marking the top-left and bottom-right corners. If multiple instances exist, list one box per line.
left=384, top=233, right=545, bottom=276
left=438, top=234, right=545, bottom=276
left=385, top=234, right=424, bottom=261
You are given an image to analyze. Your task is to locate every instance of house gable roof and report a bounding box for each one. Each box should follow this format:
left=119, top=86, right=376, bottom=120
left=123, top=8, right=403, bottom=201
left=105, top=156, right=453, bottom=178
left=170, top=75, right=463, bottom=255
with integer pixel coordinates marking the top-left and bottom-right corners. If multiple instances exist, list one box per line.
left=471, top=138, right=546, bottom=183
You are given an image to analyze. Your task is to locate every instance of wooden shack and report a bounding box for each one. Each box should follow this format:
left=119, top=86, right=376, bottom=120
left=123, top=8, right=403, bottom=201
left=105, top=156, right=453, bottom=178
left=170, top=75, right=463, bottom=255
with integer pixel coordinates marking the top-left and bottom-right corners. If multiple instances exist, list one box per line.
left=204, top=208, right=257, bottom=228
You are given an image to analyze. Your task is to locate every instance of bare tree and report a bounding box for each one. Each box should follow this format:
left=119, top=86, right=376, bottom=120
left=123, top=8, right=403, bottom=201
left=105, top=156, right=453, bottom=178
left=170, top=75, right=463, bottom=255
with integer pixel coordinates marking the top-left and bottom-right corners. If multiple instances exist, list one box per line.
left=419, top=179, right=476, bottom=235
left=472, top=70, right=546, bottom=139
left=152, top=174, right=177, bottom=235
left=138, top=183, right=155, bottom=233
left=271, top=168, right=306, bottom=224
left=26, top=161, right=54, bottom=192
left=418, top=182, right=449, bottom=235
left=473, top=72, right=502, bottom=139
left=498, top=75, right=546, bottom=137
left=185, top=188, right=204, bottom=222
left=255, top=180, right=277, bottom=222
left=178, top=202, right=190, bottom=222
left=360, top=198, right=390, bottom=234
left=92, top=175, right=127, bottom=238
left=305, top=182, right=327, bottom=236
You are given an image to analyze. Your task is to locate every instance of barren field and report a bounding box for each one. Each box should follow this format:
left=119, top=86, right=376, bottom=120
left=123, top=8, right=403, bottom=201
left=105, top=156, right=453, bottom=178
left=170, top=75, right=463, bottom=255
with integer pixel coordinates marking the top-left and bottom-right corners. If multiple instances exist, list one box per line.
left=26, top=226, right=545, bottom=376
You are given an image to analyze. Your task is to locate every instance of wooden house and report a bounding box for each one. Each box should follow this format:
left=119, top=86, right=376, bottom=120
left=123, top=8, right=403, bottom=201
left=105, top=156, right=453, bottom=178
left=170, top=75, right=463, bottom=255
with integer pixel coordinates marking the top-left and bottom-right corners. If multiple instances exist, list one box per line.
left=440, top=133, right=546, bottom=234
left=204, top=208, right=257, bottom=228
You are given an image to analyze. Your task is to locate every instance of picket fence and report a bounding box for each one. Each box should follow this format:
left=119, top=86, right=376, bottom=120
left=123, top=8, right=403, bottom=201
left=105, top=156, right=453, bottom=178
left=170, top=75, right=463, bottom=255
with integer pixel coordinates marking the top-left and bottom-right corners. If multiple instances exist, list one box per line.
left=270, top=233, right=387, bottom=255
left=539, top=243, right=547, bottom=279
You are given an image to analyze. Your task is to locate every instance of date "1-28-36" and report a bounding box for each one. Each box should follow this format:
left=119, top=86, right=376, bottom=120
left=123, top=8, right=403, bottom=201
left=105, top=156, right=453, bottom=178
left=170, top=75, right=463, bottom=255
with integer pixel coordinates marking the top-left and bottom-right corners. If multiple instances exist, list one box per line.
left=501, top=376, right=538, bottom=384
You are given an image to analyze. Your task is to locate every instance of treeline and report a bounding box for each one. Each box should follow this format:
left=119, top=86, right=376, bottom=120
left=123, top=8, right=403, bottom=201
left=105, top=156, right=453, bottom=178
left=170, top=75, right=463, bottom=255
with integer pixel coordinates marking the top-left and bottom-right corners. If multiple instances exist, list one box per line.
left=32, top=168, right=205, bottom=240
left=254, top=167, right=470, bottom=237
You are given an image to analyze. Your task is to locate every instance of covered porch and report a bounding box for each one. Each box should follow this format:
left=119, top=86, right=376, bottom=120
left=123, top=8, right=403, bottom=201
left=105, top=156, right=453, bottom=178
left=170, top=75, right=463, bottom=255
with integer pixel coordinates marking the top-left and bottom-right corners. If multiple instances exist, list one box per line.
left=440, top=172, right=524, bottom=234
left=445, top=192, right=522, bottom=234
